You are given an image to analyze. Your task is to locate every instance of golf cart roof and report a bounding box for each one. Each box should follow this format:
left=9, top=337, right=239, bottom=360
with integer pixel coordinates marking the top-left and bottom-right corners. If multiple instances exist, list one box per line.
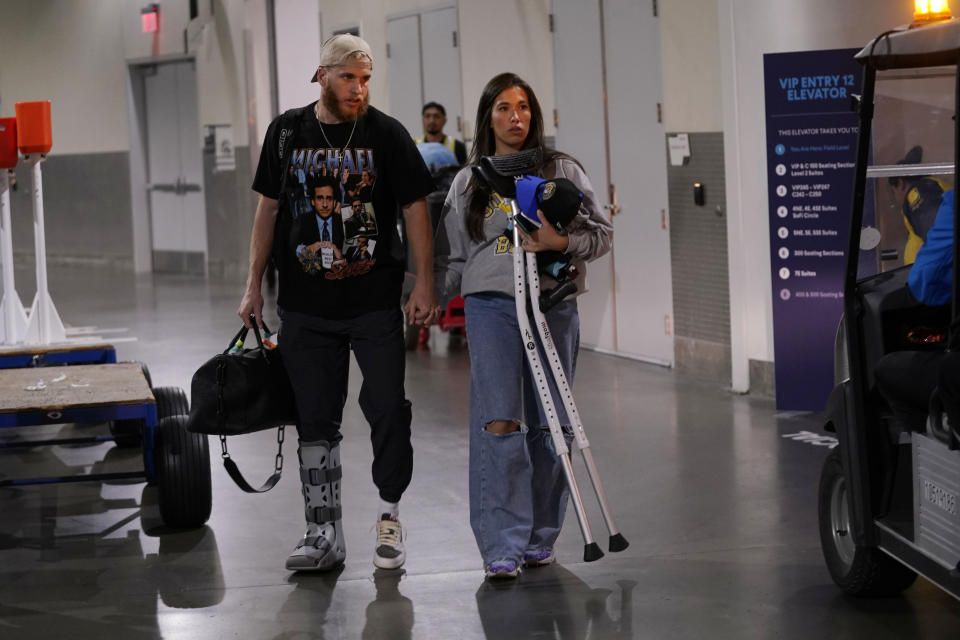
left=856, top=19, right=960, bottom=69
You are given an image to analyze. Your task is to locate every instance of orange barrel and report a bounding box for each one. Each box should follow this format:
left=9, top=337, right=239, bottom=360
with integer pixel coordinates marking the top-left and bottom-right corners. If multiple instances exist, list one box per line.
left=0, top=118, right=16, bottom=169
left=14, top=101, right=52, bottom=155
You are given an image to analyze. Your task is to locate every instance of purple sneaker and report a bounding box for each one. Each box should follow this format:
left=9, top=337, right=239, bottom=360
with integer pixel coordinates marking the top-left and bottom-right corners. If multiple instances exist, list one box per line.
left=523, top=547, right=555, bottom=567
left=484, top=559, right=520, bottom=579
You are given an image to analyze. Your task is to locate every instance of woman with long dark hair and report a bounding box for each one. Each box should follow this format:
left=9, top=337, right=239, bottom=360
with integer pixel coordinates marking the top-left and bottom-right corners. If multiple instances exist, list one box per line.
left=435, top=72, right=613, bottom=578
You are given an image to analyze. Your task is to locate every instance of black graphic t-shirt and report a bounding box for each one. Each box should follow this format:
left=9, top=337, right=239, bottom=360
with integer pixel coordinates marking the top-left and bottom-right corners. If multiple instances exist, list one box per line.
left=253, top=104, right=434, bottom=318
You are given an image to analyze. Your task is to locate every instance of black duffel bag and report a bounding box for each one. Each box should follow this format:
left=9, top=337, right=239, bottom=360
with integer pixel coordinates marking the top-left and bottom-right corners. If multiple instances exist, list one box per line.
left=188, top=320, right=297, bottom=493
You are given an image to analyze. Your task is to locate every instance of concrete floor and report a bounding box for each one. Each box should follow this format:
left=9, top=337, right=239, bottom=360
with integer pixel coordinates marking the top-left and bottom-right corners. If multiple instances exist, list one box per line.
left=1, top=266, right=959, bottom=639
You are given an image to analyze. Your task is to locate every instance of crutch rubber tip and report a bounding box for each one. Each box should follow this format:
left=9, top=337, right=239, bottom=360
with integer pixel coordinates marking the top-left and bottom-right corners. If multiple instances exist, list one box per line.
left=584, top=542, right=604, bottom=562
left=609, top=533, right=629, bottom=552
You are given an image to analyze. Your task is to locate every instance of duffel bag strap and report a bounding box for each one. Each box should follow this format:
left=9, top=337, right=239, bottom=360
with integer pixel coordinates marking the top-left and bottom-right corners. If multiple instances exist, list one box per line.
left=219, top=425, right=285, bottom=493
left=225, top=324, right=249, bottom=354
left=226, top=317, right=272, bottom=355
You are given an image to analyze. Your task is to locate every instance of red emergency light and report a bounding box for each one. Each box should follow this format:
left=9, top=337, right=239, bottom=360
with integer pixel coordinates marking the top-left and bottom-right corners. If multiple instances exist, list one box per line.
left=141, top=4, right=159, bottom=33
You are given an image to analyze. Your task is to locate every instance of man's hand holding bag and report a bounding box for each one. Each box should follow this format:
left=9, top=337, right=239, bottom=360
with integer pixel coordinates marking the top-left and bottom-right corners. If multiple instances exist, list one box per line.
left=187, top=322, right=297, bottom=436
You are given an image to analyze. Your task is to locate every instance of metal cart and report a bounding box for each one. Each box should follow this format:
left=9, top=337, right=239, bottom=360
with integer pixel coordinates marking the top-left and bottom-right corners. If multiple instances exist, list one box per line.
left=0, top=362, right=211, bottom=528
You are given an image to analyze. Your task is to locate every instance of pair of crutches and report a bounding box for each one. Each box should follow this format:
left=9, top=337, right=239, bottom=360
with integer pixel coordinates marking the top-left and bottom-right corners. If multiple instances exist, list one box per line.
left=472, top=148, right=628, bottom=562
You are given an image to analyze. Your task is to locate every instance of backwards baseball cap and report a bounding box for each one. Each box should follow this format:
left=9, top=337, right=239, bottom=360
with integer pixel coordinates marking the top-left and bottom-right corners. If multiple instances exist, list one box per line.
left=897, top=145, right=923, bottom=165
left=515, top=176, right=583, bottom=232
left=309, top=34, right=374, bottom=82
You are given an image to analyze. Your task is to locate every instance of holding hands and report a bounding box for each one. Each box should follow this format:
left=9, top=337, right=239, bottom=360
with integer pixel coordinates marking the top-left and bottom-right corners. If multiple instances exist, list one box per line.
left=405, top=288, right=442, bottom=327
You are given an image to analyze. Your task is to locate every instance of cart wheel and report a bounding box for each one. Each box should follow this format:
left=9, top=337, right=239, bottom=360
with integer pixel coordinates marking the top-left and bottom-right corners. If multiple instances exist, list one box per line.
left=818, top=450, right=916, bottom=596
left=109, top=362, right=153, bottom=448
left=154, top=386, right=189, bottom=419
left=156, top=415, right=212, bottom=528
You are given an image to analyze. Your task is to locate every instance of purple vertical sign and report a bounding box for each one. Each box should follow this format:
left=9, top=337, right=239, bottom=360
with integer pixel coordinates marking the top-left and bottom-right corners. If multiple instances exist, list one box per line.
left=763, top=49, right=862, bottom=411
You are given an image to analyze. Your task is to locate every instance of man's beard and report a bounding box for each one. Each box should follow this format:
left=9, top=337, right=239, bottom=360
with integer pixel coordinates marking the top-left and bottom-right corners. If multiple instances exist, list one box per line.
left=322, top=84, right=369, bottom=122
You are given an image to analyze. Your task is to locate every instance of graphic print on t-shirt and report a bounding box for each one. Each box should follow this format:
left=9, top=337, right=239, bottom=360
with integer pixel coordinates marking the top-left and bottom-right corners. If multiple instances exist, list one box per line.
left=288, top=146, right=379, bottom=279
left=486, top=192, right=515, bottom=255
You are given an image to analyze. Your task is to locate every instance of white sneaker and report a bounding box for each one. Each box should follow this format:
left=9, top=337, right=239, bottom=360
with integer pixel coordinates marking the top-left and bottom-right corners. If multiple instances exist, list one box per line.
left=373, top=513, right=405, bottom=569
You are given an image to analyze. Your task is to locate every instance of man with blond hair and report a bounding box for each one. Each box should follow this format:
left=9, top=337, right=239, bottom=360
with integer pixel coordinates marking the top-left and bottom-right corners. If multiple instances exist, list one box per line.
left=239, top=34, right=439, bottom=572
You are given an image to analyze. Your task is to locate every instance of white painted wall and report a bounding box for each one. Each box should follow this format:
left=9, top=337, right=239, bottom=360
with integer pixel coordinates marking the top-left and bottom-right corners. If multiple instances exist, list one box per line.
left=719, top=0, right=913, bottom=391
left=199, top=1, right=250, bottom=147
left=457, top=0, right=554, bottom=141
left=660, top=0, right=722, bottom=133
left=0, top=0, right=250, bottom=154
left=0, top=0, right=553, bottom=159
left=245, top=0, right=274, bottom=153
left=0, top=0, right=129, bottom=154
left=275, top=0, right=323, bottom=113
left=313, top=0, right=555, bottom=142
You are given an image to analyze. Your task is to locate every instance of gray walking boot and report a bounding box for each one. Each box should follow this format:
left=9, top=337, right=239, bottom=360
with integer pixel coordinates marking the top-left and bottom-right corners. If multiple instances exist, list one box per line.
left=286, top=440, right=347, bottom=571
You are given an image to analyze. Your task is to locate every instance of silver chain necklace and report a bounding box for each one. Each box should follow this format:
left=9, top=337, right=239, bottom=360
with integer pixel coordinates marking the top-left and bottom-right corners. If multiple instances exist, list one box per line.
left=314, top=101, right=358, bottom=176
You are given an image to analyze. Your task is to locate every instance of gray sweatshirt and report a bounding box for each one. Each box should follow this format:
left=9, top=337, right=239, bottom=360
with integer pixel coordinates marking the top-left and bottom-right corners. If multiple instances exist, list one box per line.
left=434, top=156, right=613, bottom=305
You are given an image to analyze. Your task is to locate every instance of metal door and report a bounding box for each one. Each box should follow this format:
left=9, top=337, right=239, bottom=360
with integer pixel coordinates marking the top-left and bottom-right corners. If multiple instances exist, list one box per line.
left=143, top=60, right=207, bottom=274
left=604, top=0, right=672, bottom=363
left=551, top=0, right=615, bottom=351
left=552, top=0, right=673, bottom=364
left=421, top=7, right=463, bottom=140
left=386, top=15, right=423, bottom=138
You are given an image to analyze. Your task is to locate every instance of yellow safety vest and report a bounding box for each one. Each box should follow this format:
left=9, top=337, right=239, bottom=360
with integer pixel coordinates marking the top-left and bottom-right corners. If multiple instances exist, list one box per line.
left=415, top=135, right=457, bottom=155
left=902, top=176, right=950, bottom=265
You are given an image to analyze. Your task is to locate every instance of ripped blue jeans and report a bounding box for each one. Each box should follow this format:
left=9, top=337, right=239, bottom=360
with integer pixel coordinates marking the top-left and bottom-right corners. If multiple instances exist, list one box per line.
left=464, top=292, right=579, bottom=566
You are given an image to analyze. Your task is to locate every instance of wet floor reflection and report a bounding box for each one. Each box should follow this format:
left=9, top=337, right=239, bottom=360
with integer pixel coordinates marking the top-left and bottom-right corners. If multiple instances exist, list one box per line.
left=362, top=569, right=414, bottom=640
left=475, top=566, right=634, bottom=639
left=272, top=567, right=344, bottom=640
left=0, top=429, right=226, bottom=638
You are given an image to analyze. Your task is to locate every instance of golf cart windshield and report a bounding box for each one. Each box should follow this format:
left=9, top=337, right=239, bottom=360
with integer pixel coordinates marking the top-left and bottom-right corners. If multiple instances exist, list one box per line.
left=858, top=66, right=956, bottom=279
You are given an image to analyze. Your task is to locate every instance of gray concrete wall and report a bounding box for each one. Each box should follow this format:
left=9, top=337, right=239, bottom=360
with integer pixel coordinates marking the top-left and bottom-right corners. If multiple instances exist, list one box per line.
left=8, top=152, right=133, bottom=269
left=667, top=131, right=730, bottom=385
left=203, top=142, right=258, bottom=279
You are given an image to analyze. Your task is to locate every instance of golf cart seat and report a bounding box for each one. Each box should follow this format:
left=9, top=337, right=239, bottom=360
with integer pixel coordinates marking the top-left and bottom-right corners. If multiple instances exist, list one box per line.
left=856, top=266, right=950, bottom=391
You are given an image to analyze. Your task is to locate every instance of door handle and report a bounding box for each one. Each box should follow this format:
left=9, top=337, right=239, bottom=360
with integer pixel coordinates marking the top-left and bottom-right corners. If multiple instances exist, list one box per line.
left=605, top=183, right=621, bottom=216
left=147, top=178, right=200, bottom=195
left=176, top=177, right=200, bottom=194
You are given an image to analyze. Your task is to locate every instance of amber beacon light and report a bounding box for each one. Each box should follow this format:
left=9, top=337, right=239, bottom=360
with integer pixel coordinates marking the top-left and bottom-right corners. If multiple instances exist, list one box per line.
left=913, top=0, right=953, bottom=23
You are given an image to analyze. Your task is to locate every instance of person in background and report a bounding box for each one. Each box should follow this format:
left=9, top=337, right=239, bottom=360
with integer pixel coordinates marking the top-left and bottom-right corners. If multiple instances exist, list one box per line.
left=416, top=101, right=467, bottom=166
left=875, top=188, right=956, bottom=437
left=888, top=145, right=947, bottom=265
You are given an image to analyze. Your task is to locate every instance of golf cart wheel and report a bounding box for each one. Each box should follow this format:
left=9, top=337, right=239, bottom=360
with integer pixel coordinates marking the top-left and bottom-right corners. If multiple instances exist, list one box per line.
left=818, top=450, right=916, bottom=596
left=156, top=415, right=212, bottom=528
left=109, top=362, right=154, bottom=448
left=154, top=386, right=190, bottom=419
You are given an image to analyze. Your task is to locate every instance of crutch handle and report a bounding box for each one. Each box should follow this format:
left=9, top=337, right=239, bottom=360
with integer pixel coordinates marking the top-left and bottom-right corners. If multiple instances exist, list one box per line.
left=539, top=279, right=578, bottom=313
